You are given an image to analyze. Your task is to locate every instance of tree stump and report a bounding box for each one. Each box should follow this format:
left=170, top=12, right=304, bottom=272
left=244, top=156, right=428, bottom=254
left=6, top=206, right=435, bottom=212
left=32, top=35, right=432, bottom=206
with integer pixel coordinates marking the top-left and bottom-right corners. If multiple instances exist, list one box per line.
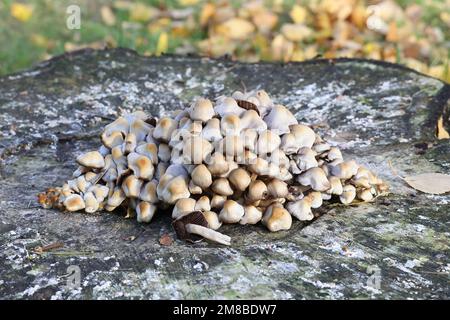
left=0, top=48, right=449, bottom=299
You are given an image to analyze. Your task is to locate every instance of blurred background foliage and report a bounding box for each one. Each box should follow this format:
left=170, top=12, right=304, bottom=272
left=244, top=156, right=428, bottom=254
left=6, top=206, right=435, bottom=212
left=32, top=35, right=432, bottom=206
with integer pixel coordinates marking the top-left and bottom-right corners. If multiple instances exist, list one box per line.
left=0, top=0, right=449, bottom=82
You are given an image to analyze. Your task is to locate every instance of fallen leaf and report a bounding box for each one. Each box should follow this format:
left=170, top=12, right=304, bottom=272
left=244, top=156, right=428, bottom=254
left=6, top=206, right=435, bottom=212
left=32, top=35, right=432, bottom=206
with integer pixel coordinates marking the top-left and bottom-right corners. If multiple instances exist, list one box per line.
left=155, top=32, right=169, bottom=56
left=436, top=116, right=450, bottom=140
left=404, top=173, right=450, bottom=194
left=281, top=23, right=312, bottom=42
left=129, top=3, right=159, bottom=22
left=290, top=4, right=307, bottom=24
left=200, top=3, right=215, bottom=26
left=159, top=233, right=173, bottom=246
left=101, top=6, right=116, bottom=26
left=216, top=18, right=255, bottom=41
left=10, top=3, right=33, bottom=22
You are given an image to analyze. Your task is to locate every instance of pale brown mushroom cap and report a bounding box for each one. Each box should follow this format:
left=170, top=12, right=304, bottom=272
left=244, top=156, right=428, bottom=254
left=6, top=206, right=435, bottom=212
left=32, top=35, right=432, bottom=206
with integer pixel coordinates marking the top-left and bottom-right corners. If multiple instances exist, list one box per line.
left=190, top=98, right=215, bottom=122
left=172, top=198, right=197, bottom=219
left=220, top=114, right=241, bottom=136
left=139, top=180, right=158, bottom=203
left=264, top=104, right=298, bottom=134
left=286, top=198, right=314, bottom=221
left=262, top=204, right=292, bottom=231
left=160, top=176, right=190, bottom=204
left=191, top=164, right=213, bottom=189
left=330, top=160, right=359, bottom=180
left=246, top=180, right=268, bottom=203
left=297, top=167, right=331, bottom=191
left=136, top=201, right=157, bottom=223
left=240, top=205, right=262, bottom=225
left=127, top=153, right=154, bottom=180
left=64, top=194, right=86, bottom=212
left=202, top=211, right=222, bottom=230
left=106, top=187, right=126, bottom=211
left=122, top=175, right=144, bottom=198
left=257, top=130, right=281, bottom=155
left=267, top=179, right=289, bottom=198
left=219, top=200, right=245, bottom=223
left=76, top=151, right=105, bottom=169
left=153, top=117, right=177, bottom=142
left=211, top=178, right=234, bottom=196
left=228, top=168, right=251, bottom=191
left=289, top=124, right=316, bottom=149
left=195, top=196, right=211, bottom=212
left=205, top=152, right=229, bottom=176
left=340, top=185, right=356, bottom=204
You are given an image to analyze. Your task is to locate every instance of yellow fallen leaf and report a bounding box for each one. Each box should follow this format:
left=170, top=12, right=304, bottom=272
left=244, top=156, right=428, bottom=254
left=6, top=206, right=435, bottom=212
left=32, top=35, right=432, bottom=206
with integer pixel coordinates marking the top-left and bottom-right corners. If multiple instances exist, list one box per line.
left=10, top=3, right=33, bottom=22
left=351, top=4, right=367, bottom=29
left=101, top=6, right=116, bottom=26
left=178, top=0, right=199, bottom=6
left=386, top=21, right=398, bottom=42
left=436, top=116, right=450, bottom=140
left=252, top=10, right=278, bottom=34
left=200, top=3, right=215, bottom=26
left=404, top=173, right=450, bottom=194
left=155, top=32, right=168, bottom=56
left=281, top=23, right=312, bottom=42
left=216, top=18, right=255, bottom=41
left=129, top=3, right=159, bottom=23
left=290, top=4, right=307, bottom=24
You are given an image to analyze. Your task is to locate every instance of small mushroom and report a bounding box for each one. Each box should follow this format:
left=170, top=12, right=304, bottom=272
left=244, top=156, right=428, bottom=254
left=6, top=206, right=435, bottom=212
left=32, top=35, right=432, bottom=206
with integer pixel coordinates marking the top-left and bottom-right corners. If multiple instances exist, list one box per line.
left=327, top=176, right=343, bottom=195
left=263, top=105, right=298, bottom=134
left=240, top=110, right=267, bottom=133
left=105, top=186, right=126, bottom=211
left=295, top=147, right=318, bottom=171
left=286, top=198, right=314, bottom=221
left=172, top=198, right=197, bottom=219
left=262, top=204, right=292, bottom=231
left=83, top=192, right=99, bottom=213
left=136, top=201, right=157, bottom=223
left=205, top=153, right=229, bottom=176
left=246, top=180, right=268, bottom=203
left=211, top=194, right=227, bottom=209
left=220, top=114, right=241, bottom=136
left=157, top=144, right=171, bottom=163
left=190, top=164, right=213, bottom=189
left=280, top=133, right=299, bottom=155
left=289, top=124, right=315, bottom=148
left=139, top=180, right=158, bottom=203
left=122, top=175, right=143, bottom=198
left=127, top=153, right=154, bottom=180
left=182, top=136, right=213, bottom=164
left=330, top=160, right=359, bottom=180
left=189, top=98, right=215, bottom=122
left=202, top=118, right=223, bottom=142
left=240, top=128, right=258, bottom=152
left=228, top=168, right=251, bottom=191
left=101, top=131, right=124, bottom=148
left=153, top=117, right=177, bottom=142
left=326, top=147, right=343, bottom=161
left=214, top=97, right=245, bottom=117
left=195, top=196, right=211, bottom=212
left=297, top=167, right=330, bottom=191
left=267, top=179, right=289, bottom=198
left=219, top=200, right=245, bottom=223
left=357, top=188, right=373, bottom=202
left=189, top=181, right=203, bottom=194
left=239, top=205, right=262, bottom=225
left=202, top=211, right=222, bottom=230
left=256, top=130, right=281, bottom=155
left=76, top=151, right=105, bottom=169
left=63, top=194, right=85, bottom=212
left=340, top=185, right=356, bottom=204
left=159, top=176, right=190, bottom=204
left=124, top=132, right=137, bottom=154
left=211, top=178, right=234, bottom=196
left=135, top=143, right=159, bottom=165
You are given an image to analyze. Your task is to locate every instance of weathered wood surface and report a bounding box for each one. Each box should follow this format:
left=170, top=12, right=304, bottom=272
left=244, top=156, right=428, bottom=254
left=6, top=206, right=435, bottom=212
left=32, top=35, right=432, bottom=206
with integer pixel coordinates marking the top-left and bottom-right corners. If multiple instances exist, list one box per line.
left=0, top=48, right=449, bottom=299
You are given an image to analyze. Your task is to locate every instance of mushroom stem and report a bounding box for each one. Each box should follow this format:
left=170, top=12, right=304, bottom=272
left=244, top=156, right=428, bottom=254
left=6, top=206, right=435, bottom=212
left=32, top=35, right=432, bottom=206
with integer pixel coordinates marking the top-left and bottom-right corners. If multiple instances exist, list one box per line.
left=185, top=224, right=231, bottom=246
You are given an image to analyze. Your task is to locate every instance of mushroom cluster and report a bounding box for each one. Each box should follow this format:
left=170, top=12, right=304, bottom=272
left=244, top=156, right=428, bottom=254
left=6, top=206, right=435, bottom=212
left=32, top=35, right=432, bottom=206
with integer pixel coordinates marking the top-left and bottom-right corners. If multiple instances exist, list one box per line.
left=39, top=90, right=388, bottom=245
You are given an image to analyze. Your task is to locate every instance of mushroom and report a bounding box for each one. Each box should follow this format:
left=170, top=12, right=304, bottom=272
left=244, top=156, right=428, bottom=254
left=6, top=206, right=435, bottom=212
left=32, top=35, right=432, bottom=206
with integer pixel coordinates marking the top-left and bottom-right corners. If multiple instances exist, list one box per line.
left=240, top=110, right=267, bottom=133
left=262, top=204, right=292, bottom=231
left=211, top=178, right=234, bottom=196
left=286, top=198, right=314, bottom=221
left=195, top=196, right=211, bottom=212
left=280, top=133, right=299, bottom=155
left=263, top=105, right=298, bottom=134
left=105, top=186, right=126, bottom=211
left=63, top=194, right=85, bottom=212
left=205, top=152, right=229, bottom=176
left=211, top=194, right=227, bottom=209
left=139, top=180, right=159, bottom=203
left=297, top=167, right=330, bottom=191
left=202, top=211, right=222, bottom=230
left=340, top=185, right=356, bottom=204
left=239, top=205, right=262, bottom=225
left=327, top=176, right=343, bottom=195
left=83, top=192, right=99, bottom=213
left=173, top=211, right=231, bottom=245
left=214, top=97, right=245, bottom=117
left=122, top=175, right=143, bottom=198
left=219, top=200, right=245, bottom=223
left=172, top=198, right=197, bottom=219
left=135, top=143, right=159, bottom=165
left=202, top=118, right=223, bottom=142
left=357, top=188, right=373, bottom=202
left=220, top=114, right=241, bottom=136
left=189, top=181, right=203, bottom=194
left=256, top=130, right=281, bottom=155
left=159, top=176, right=190, bottom=204
left=182, top=136, right=213, bottom=164
left=218, top=135, right=245, bottom=158
left=76, top=151, right=105, bottom=169
left=330, top=160, right=359, bottom=180
left=267, top=179, right=289, bottom=198
left=295, top=147, right=318, bottom=171
left=289, top=124, right=315, bottom=148
left=240, top=128, right=258, bottom=152
left=127, top=153, right=154, bottom=180
left=246, top=180, right=268, bottom=203
left=326, top=147, right=343, bottom=161
left=136, top=201, right=157, bottom=223
left=189, top=98, right=215, bottom=122
left=157, top=144, right=171, bottom=163
left=101, top=131, right=124, bottom=148
left=254, top=90, right=273, bottom=115
left=153, top=117, right=177, bottom=142
left=228, top=168, right=251, bottom=191
left=190, top=164, right=213, bottom=189
left=124, top=132, right=137, bottom=154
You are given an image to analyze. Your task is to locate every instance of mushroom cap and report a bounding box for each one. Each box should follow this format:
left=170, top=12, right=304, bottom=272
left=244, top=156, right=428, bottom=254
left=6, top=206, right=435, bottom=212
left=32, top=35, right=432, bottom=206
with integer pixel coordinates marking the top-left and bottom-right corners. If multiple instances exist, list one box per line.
left=153, top=117, right=177, bottom=142
left=191, top=164, right=213, bottom=189
left=122, top=175, right=144, bottom=198
left=101, top=131, right=124, bottom=148
left=136, top=201, right=157, bottom=223
left=202, top=211, right=222, bottom=230
left=289, top=124, right=315, bottom=149
left=63, top=194, right=85, bottom=212
left=280, top=133, right=299, bottom=155
left=219, top=200, right=245, bottom=223
left=195, top=196, right=211, bottom=212
left=182, top=136, right=213, bottom=165
left=246, top=180, right=268, bottom=203
left=211, top=194, right=227, bottom=209
left=172, top=198, right=197, bottom=219
left=83, top=192, right=100, bottom=213
left=211, top=178, right=234, bottom=196
left=127, top=153, right=154, bottom=180
left=267, top=179, right=289, bottom=198
left=240, top=205, right=263, bottom=225
left=190, top=98, right=215, bottom=122
left=214, top=97, right=246, bottom=117
left=330, top=160, right=359, bottom=180
left=340, top=184, right=356, bottom=204
left=221, top=114, right=241, bottom=136
left=202, top=118, right=223, bottom=142
left=264, top=104, right=298, bottom=135
left=161, top=176, right=190, bottom=204
left=206, top=152, right=230, bottom=176
left=76, top=151, right=105, bottom=169
left=228, top=168, right=251, bottom=191
left=139, top=180, right=158, bottom=203
left=262, top=204, right=292, bottom=231
left=295, top=147, right=318, bottom=171
left=297, top=167, right=331, bottom=191
left=106, top=187, right=126, bottom=211
left=256, top=130, right=281, bottom=155
left=286, top=199, right=314, bottom=221
left=240, top=110, right=267, bottom=133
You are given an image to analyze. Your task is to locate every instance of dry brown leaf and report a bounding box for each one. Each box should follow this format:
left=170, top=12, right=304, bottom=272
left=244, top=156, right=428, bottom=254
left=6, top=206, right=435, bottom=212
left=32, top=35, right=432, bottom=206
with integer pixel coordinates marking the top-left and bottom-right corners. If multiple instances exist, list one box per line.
left=436, top=116, right=450, bottom=140
left=404, top=173, right=450, bottom=194
left=159, top=233, right=173, bottom=246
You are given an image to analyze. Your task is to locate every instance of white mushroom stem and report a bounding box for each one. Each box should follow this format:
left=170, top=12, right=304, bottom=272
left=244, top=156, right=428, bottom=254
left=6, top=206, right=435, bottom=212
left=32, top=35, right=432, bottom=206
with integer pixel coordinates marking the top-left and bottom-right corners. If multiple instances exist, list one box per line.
left=185, top=224, right=231, bottom=246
